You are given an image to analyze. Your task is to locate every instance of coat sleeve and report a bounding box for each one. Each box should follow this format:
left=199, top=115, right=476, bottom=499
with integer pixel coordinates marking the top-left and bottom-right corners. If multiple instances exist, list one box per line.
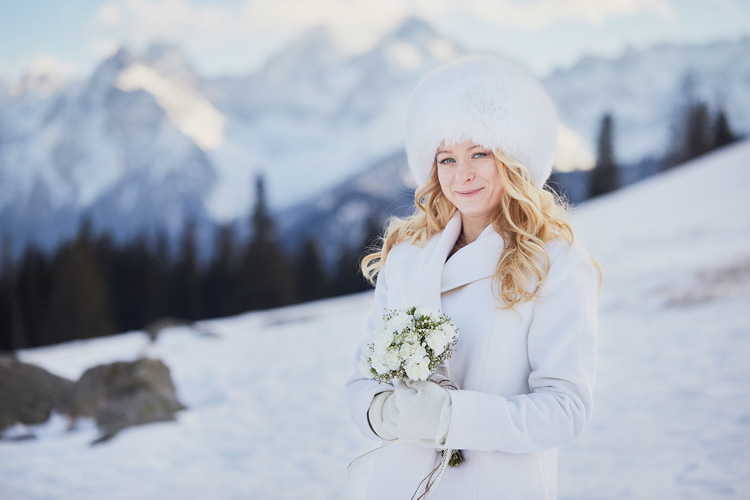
left=443, top=241, right=599, bottom=454
left=344, top=262, right=395, bottom=442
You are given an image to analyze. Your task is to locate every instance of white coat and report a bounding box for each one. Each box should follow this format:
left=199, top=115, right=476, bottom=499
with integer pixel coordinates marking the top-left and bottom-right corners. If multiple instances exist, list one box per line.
left=346, top=211, right=599, bottom=499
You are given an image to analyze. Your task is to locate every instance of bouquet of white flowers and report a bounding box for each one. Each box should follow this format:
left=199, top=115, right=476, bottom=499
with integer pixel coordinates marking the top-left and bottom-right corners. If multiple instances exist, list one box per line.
left=357, top=305, right=464, bottom=476
left=349, top=306, right=462, bottom=498
left=359, top=305, right=459, bottom=384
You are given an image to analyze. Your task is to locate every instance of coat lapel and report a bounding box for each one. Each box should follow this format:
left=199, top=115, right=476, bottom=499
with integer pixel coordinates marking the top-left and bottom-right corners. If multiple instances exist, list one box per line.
left=441, top=224, right=505, bottom=294
left=396, top=212, right=504, bottom=309
left=396, top=212, right=461, bottom=311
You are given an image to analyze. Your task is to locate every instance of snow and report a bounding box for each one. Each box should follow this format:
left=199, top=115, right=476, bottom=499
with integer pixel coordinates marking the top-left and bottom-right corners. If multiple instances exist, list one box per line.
left=116, top=63, right=226, bottom=151
left=3, top=140, right=750, bottom=499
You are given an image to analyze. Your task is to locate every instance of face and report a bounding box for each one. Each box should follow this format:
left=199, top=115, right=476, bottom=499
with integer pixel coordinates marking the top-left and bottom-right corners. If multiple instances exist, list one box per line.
left=435, top=140, right=504, bottom=234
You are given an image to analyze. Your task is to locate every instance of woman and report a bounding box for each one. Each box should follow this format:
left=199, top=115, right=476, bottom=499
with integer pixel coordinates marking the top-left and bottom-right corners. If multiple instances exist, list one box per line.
left=346, top=55, right=599, bottom=499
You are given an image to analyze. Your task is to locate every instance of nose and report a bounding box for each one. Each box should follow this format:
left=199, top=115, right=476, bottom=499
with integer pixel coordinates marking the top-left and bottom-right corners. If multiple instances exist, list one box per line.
left=455, top=158, right=475, bottom=182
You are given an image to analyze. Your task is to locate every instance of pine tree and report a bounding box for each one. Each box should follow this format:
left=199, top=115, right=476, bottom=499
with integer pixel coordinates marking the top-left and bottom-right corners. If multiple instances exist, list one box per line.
left=685, top=102, right=713, bottom=159
left=0, top=235, right=27, bottom=351
left=15, top=245, right=50, bottom=347
left=714, top=109, right=736, bottom=149
left=43, top=219, right=116, bottom=344
left=150, top=232, right=174, bottom=319
left=239, top=175, right=295, bottom=310
left=333, top=212, right=382, bottom=295
left=588, top=113, right=621, bottom=198
left=663, top=73, right=714, bottom=170
left=205, top=223, right=239, bottom=317
left=174, top=221, right=205, bottom=320
left=295, top=237, right=329, bottom=303
left=106, top=233, right=165, bottom=332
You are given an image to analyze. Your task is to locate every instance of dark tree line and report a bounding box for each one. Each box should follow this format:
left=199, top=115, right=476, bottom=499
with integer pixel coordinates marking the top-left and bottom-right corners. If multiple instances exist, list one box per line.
left=0, top=176, right=380, bottom=351
left=582, top=84, right=738, bottom=200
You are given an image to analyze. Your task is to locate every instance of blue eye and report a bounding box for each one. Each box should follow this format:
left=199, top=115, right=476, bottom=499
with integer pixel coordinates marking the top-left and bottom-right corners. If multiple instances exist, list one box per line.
left=437, top=157, right=455, bottom=165
left=473, top=152, right=488, bottom=159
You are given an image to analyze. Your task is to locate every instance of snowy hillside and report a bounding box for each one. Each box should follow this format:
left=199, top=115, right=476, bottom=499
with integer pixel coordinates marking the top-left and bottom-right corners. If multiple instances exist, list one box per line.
left=2, top=140, right=748, bottom=499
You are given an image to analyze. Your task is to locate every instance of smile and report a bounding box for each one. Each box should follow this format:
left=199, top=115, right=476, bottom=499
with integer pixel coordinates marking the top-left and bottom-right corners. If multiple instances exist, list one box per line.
left=455, top=188, right=484, bottom=197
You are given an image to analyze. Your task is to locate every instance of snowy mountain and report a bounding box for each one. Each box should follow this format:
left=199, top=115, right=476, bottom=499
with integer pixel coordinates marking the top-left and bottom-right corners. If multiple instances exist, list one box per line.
left=546, top=37, right=750, bottom=164
left=205, top=17, right=467, bottom=216
left=0, top=18, right=748, bottom=256
left=0, top=44, right=219, bottom=252
left=0, top=18, right=467, bottom=255
left=4, top=140, right=749, bottom=499
left=277, top=151, right=415, bottom=262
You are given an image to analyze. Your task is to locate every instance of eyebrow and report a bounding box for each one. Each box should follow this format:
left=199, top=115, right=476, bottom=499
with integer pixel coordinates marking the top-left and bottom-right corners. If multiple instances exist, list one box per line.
left=436, top=145, right=485, bottom=155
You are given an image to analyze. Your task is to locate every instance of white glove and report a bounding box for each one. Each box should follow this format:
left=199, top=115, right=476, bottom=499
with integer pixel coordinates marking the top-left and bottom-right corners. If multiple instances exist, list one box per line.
left=368, top=391, right=397, bottom=441
left=380, top=380, right=452, bottom=446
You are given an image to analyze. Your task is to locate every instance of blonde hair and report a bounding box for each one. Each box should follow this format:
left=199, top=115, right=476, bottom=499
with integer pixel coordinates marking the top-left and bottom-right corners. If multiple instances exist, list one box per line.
left=361, top=150, right=583, bottom=308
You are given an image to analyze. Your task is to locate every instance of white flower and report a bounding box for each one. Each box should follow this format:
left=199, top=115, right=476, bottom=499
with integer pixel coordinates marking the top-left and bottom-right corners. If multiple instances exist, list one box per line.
left=404, top=357, right=431, bottom=381
left=372, top=323, right=394, bottom=351
left=440, top=323, right=458, bottom=342
left=371, top=354, right=390, bottom=375
left=414, top=306, right=440, bottom=321
left=401, top=329, right=419, bottom=345
left=425, top=329, right=448, bottom=355
left=386, top=311, right=412, bottom=333
left=382, top=347, right=401, bottom=371
left=399, top=342, right=427, bottom=362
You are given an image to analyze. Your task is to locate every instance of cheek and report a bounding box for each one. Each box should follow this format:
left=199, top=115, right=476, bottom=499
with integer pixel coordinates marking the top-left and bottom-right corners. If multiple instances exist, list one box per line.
left=484, top=166, right=504, bottom=195
left=437, top=170, right=454, bottom=198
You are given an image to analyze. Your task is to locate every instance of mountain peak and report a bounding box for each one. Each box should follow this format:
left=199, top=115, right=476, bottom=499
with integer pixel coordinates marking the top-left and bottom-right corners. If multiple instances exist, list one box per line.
left=143, top=42, right=196, bottom=81
left=258, top=25, right=342, bottom=82
left=84, top=46, right=135, bottom=94
left=368, top=16, right=463, bottom=72
left=386, top=16, right=437, bottom=43
left=269, top=25, right=340, bottom=66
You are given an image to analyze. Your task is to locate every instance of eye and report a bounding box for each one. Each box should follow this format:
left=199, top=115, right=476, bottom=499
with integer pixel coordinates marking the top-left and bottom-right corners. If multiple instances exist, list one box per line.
left=437, top=157, right=456, bottom=165
left=472, top=151, right=489, bottom=159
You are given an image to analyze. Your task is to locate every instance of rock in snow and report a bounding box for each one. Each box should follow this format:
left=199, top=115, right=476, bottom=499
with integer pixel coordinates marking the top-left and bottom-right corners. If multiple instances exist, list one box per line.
left=59, top=358, right=185, bottom=444
left=0, top=356, right=73, bottom=437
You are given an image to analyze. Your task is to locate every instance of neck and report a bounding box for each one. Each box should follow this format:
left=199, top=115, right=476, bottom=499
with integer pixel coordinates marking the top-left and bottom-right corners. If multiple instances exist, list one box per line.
left=459, top=215, right=490, bottom=244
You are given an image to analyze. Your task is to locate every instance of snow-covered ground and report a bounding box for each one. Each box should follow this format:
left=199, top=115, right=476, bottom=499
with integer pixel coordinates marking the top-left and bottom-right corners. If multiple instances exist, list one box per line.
left=2, top=140, right=749, bottom=499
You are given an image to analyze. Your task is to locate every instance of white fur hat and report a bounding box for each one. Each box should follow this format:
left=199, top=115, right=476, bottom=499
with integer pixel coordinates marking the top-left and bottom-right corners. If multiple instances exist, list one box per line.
left=405, top=55, right=558, bottom=188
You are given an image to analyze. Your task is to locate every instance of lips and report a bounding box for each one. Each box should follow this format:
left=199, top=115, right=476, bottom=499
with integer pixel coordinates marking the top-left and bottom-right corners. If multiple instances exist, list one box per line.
left=455, top=188, right=484, bottom=197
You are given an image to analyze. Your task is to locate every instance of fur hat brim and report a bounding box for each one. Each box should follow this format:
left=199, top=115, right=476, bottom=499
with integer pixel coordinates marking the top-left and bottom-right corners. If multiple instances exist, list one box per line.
left=405, top=55, right=558, bottom=188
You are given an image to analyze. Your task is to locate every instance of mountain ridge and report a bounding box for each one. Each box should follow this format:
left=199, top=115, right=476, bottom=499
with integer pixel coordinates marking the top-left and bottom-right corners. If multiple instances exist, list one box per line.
left=0, top=21, right=746, bottom=256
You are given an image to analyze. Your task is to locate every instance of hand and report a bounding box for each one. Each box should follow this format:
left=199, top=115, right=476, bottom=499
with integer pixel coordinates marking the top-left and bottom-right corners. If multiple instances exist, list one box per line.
left=380, top=380, right=452, bottom=446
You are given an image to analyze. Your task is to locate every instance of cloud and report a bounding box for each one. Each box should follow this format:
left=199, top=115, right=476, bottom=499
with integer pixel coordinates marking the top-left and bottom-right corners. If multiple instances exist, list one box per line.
left=94, top=0, right=238, bottom=49
left=90, top=0, right=675, bottom=74
left=25, top=54, right=78, bottom=78
left=434, top=0, right=673, bottom=31
left=92, top=0, right=408, bottom=54
left=90, top=0, right=415, bottom=73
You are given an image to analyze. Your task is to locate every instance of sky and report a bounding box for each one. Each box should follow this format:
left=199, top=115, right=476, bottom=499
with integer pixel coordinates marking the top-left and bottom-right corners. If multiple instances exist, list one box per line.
left=0, top=0, right=748, bottom=83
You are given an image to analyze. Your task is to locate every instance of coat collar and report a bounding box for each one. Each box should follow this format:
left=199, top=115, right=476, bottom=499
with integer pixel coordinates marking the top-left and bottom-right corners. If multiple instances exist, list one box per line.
left=441, top=220, right=504, bottom=294
left=397, top=212, right=504, bottom=310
